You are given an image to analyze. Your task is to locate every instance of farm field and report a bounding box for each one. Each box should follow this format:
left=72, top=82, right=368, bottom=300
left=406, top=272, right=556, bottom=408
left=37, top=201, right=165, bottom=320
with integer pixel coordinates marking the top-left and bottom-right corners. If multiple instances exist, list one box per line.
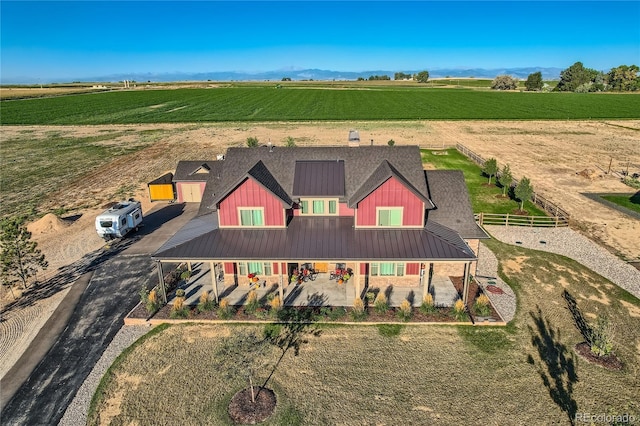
left=88, top=238, right=640, bottom=425
left=2, top=87, right=640, bottom=124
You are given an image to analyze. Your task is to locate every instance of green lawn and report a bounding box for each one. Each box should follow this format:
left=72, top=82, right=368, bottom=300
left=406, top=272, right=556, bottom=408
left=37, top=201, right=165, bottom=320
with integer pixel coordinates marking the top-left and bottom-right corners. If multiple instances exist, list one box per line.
left=88, top=239, right=640, bottom=425
left=601, top=193, right=640, bottom=214
left=2, top=87, right=639, bottom=124
left=421, top=148, right=547, bottom=215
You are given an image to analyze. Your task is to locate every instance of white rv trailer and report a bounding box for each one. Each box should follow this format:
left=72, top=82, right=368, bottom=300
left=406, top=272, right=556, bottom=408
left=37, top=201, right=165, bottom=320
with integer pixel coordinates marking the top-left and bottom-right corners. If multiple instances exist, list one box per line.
left=95, top=200, right=143, bottom=241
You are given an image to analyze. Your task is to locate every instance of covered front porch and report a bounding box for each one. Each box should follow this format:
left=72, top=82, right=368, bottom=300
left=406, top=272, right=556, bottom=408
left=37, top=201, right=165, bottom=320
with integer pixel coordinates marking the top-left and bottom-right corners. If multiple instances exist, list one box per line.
left=164, top=262, right=464, bottom=308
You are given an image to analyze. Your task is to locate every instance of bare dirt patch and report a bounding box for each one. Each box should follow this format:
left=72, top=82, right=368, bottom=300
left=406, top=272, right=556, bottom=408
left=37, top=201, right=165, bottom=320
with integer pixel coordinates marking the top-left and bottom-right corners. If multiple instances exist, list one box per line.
left=620, top=300, right=640, bottom=318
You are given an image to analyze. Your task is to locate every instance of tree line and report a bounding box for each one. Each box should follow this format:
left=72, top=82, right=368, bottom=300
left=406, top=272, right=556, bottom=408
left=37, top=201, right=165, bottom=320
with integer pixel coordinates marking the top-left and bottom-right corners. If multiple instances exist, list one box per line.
left=490, top=62, right=639, bottom=92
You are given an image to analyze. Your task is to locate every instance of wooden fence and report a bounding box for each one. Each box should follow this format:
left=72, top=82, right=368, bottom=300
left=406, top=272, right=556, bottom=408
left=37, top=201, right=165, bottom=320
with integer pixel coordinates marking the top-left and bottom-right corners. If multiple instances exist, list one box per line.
left=455, top=143, right=571, bottom=220
left=476, top=213, right=569, bottom=227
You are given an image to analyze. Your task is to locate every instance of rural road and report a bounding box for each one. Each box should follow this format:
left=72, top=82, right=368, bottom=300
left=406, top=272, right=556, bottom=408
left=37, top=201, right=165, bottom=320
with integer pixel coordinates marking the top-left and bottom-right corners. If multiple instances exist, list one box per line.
left=0, top=203, right=197, bottom=425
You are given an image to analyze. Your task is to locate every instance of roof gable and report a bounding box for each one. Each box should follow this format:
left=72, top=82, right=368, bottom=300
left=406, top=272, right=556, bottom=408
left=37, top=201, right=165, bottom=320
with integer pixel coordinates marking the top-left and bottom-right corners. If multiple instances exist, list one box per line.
left=348, top=160, right=434, bottom=208
left=214, top=160, right=293, bottom=207
left=173, top=161, right=220, bottom=182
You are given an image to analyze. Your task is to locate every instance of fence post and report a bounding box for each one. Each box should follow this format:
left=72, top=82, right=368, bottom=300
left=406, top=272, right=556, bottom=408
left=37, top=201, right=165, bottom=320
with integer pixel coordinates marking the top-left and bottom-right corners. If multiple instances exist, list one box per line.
left=505, top=213, right=509, bottom=226
left=555, top=216, right=559, bottom=227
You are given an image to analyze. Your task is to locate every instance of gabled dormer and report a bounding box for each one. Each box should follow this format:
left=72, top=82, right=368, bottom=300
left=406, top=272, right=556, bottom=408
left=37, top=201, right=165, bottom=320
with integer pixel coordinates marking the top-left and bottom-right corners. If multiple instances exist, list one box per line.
left=349, top=160, right=434, bottom=228
left=214, top=160, right=292, bottom=228
left=292, top=160, right=353, bottom=216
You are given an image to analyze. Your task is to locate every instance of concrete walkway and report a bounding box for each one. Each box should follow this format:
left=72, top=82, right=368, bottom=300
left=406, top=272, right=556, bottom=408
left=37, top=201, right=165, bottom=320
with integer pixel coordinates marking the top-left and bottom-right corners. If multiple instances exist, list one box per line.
left=484, top=226, right=640, bottom=299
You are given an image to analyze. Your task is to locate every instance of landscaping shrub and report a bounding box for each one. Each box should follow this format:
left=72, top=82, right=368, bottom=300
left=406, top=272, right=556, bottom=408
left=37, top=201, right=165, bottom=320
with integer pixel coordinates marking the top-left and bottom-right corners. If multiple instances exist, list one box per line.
left=397, top=299, right=413, bottom=322
left=474, top=294, right=492, bottom=317
left=269, top=295, right=283, bottom=318
left=197, top=290, right=215, bottom=312
left=175, top=289, right=185, bottom=298
left=453, top=299, right=468, bottom=322
left=217, top=297, right=233, bottom=319
left=245, top=289, right=260, bottom=314
left=419, top=293, right=436, bottom=314
left=365, top=291, right=375, bottom=306
left=351, top=298, right=367, bottom=321
left=170, top=297, right=189, bottom=319
left=590, top=316, right=615, bottom=357
left=139, top=285, right=160, bottom=315
left=373, top=292, right=389, bottom=314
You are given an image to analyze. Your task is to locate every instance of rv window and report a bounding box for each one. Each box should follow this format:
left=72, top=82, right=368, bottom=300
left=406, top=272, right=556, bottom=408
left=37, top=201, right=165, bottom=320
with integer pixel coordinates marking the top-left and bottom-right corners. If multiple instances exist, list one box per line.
left=121, top=218, right=126, bottom=225
left=100, top=220, right=113, bottom=228
left=134, top=213, right=140, bottom=219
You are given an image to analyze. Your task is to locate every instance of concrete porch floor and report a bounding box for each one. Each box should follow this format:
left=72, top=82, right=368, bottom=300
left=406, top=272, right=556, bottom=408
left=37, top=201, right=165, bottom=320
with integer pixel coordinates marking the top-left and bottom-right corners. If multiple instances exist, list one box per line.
left=168, top=263, right=460, bottom=308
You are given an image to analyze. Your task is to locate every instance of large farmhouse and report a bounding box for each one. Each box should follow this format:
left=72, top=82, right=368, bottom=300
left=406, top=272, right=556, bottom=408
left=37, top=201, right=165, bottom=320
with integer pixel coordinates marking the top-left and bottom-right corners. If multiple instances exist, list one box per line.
left=152, top=145, right=488, bottom=306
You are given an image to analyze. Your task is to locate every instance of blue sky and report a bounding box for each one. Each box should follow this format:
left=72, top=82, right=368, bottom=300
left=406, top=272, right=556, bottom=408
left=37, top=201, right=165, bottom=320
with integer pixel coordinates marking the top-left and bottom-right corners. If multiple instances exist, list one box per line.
left=2, top=1, right=639, bottom=83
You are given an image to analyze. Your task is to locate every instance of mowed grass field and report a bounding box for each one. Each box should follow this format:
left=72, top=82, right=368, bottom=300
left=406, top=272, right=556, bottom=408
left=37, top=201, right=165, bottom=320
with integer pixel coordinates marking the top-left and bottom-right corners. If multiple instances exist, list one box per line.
left=88, top=239, right=640, bottom=425
left=2, top=87, right=639, bottom=124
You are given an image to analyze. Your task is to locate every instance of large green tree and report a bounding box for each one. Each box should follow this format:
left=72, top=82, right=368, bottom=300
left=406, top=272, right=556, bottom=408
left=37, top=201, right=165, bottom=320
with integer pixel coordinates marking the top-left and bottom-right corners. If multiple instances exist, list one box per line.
left=515, top=177, right=534, bottom=211
left=607, top=65, right=640, bottom=91
left=555, top=62, right=599, bottom=92
left=415, top=71, right=430, bottom=83
left=0, top=216, right=48, bottom=291
left=525, top=72, right=543, bottom=91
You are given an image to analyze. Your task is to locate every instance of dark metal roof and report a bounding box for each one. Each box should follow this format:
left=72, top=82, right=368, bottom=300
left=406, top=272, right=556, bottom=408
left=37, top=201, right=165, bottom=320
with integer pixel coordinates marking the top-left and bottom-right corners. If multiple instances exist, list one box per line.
left=292, top=160, right=345, bottom=197
left=173, top=161, right=222, bottom=182
left=425, top=170, right=490, bottom=239
left=148, top=172, right=173, bottom=186
left=348, top=160, right=434, bottom=209
left=152, top=216, right=476, bottom=262
left=206, top=146, right=430, bottom=209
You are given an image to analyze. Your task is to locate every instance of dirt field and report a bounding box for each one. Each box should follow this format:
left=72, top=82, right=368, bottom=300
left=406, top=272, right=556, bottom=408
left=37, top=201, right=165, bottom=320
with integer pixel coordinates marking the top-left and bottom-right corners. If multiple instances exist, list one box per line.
left=1, top=120, right=638, bottom=274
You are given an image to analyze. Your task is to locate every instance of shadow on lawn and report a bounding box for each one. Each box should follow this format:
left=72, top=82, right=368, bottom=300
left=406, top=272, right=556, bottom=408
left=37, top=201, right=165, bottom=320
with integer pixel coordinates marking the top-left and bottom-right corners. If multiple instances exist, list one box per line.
left=527, top=306, right=579, bottom=425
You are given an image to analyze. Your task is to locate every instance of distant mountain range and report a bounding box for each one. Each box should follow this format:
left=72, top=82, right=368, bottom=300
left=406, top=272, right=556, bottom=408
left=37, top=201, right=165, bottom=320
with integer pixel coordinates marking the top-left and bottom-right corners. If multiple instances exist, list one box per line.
left=83, top=67, right=563, bottom=83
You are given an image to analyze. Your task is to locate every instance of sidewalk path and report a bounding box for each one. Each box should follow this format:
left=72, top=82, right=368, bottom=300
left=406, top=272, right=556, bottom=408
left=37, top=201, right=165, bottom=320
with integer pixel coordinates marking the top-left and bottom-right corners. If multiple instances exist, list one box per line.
left=484, top=226, right=640, bottom=300
left=475, top=242, right=517, bottom=323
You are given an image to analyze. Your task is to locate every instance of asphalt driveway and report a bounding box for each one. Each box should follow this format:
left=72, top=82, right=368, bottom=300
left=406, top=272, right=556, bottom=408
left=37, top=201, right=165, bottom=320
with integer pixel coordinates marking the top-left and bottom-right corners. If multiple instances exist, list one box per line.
left=0, top=202, right=198, bottom=425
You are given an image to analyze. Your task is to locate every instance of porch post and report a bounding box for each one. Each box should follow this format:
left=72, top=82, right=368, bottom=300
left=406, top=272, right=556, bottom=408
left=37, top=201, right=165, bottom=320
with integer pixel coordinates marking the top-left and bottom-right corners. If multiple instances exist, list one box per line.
left=156, top=261, right=167, bottom=304
left=279, top=266, right=284, bottom=300
left=187, top=262, right=192, bottom=272
left=355, top=262, right=361, bottom=299
left=421, top=263, right=427, bottom=298
left=210, top=261, right=219, bottom=303
left=462, top=263, right=469, bottom=305
left=428, top=263, right=434, bottom=295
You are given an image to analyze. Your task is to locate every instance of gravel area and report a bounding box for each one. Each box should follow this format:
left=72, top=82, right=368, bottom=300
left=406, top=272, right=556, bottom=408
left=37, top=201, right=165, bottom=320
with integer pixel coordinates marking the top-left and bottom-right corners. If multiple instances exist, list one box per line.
left=475, top=242, right=517, bottom=323
left=59, top=325, right=150, bottom=426
left=484, top=226, right=640, bottom=299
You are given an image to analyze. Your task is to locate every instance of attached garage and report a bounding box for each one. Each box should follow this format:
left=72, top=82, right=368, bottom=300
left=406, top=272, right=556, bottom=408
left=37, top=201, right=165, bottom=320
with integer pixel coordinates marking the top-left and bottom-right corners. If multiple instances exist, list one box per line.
left=147, top=172, right=175, bottom=202
left=180, top=183, right=204, bottom=203
left=173, top=161, right=222, bottom=203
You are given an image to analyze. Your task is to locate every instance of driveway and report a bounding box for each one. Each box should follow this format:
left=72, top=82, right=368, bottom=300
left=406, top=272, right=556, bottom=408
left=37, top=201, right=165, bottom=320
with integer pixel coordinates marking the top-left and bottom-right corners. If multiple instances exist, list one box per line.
left=0, top=202, right=198, bottom=425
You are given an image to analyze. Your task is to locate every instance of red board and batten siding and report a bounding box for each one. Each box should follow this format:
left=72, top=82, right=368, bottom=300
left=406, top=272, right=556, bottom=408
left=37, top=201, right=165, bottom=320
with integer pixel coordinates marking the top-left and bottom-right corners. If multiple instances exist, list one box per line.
left=218, top=178, right=285, bottom=227
left=356, top=177, right=424, bottom=227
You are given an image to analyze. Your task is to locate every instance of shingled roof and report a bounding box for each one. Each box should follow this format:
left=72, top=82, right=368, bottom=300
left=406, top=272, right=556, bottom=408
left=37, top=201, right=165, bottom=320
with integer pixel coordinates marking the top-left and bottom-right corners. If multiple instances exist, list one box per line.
left=173, top=161, right=222, bottom=182
left=206, top=146, right=430, bottom=209
left=425, top=170, right=489, bottom=239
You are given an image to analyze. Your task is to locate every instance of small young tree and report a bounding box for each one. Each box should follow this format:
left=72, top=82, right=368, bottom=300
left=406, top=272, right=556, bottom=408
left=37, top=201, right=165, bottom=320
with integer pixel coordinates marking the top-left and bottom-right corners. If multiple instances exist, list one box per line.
left=285, top=136, right=296, bottom=147
left=246, top=136, right=259, bottom=148
left=483, top=158, right=498, bottom=184
left=515, top=177, right=534, bottom=211
left=491, top=75, right=519, bottom=90
left=387, top=139, right=395, bottom=146
left=498, top=164, right=514, bottom=196
left=0, top=216, right=48, bottom=290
